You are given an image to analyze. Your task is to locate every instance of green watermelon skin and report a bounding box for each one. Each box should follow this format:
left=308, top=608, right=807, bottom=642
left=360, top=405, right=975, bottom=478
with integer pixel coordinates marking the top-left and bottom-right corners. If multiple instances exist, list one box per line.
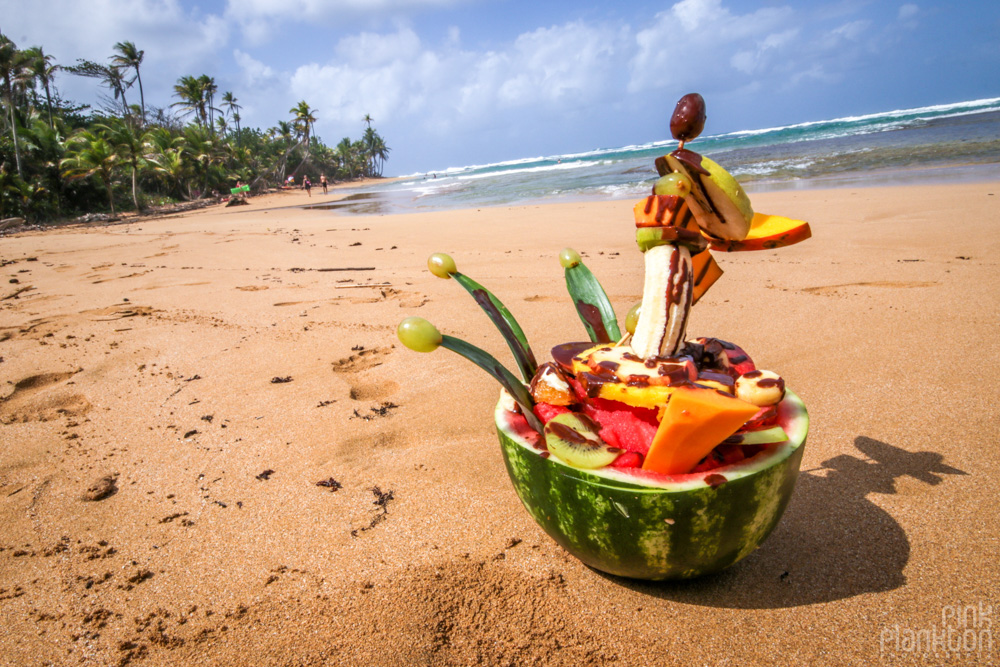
left=496, top=390, right=808, bottom=580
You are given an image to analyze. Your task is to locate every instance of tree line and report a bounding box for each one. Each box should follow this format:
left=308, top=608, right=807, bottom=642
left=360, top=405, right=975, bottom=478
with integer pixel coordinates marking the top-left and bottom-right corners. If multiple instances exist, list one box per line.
left=0, top=35, right=390, bottom=222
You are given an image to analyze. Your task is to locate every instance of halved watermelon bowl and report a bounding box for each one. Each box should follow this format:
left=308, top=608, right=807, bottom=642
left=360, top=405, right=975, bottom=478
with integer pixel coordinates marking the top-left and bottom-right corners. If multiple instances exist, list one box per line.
left=496, top=390, right=809, bottom=580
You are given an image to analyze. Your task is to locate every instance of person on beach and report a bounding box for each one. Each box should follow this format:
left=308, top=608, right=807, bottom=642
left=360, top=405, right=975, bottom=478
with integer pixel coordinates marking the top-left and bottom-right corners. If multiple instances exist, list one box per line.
left=320, top=174, right=328, bottom=194
left=304, top=177, right=311, bottom=197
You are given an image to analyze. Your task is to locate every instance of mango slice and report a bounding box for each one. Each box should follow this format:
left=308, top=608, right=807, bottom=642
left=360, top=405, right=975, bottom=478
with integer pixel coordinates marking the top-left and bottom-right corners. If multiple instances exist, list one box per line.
left=708, top=213, right=811, bottom=252
left=642, top=386, right=760, bottom=475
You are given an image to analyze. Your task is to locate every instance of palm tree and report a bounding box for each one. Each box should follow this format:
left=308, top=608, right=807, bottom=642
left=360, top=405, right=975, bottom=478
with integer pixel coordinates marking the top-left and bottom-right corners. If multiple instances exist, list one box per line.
left=371, top=132, right=390, bottom=177
left=274, top=120, right=295, bottom=147
left=0, top=34, right=31, bottom=178
left=23, top=46, right=58, bottom=130
left=180, top=124, right=222, bottom=197
left=336, top=137, right=356, bottom=179
left=362, top=126, right=376, bottom=177
left=61, top=129, right=120, bottom=216
left=198, top=75, right=218, bottom=133
left=111, top=41, right=145, bottom=122
left=363, top=113, right=373, bottom=129
left=290, top=100, right=317, bottom=173
left=221, top=91, right=241, bottom=142
left=24, top=116, right=66, bottom=216
left=106, top=65, right=132, bottom=117
left=291, top=100, right=317, bottom=147
left=68, top=59, right=133, bottom=118
left=144, top=127, right=188, bottom=199
left=172, top=75, right=206, bottom=126
left=97, top=117, right=148, bottom=211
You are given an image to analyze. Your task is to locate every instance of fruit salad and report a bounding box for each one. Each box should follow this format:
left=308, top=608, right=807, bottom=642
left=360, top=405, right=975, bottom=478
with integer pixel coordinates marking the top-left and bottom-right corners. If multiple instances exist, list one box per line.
left=398, top=94, right=812, bottom=579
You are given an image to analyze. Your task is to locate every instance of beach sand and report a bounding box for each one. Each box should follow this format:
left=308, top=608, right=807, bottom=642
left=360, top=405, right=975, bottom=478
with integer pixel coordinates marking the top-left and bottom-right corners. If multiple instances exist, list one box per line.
left=1, top=181, right=997, bottom=665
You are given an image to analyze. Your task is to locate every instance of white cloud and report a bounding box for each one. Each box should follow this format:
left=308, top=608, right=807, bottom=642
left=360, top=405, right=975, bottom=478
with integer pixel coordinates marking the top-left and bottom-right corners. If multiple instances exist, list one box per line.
left=336, top=26, right=423, bottom=66
left=732, top=28, right=799, bottom=74
left=898, top=3, right=920, bottom=29
left=1, top=0, right=227, bottom=67
left=280, top=20, right=627, bottom=143
left=628, top=0, right=795, bottom=93
left=3, top=0, right=956, bottom=174
left=831, top=20, right=870, bottom=41
left=224, top=0, right=466, bottom=43
left=234, top=49, right=280, bottom=89
left=0, top=0, right=228, bottom=110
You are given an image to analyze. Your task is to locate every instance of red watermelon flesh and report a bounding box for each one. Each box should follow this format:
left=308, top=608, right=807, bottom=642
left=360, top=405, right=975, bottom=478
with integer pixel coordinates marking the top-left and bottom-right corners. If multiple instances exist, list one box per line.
left=579, top=398, right=659, bottom=456
left=533, top=397, right=658, bottom=456
left=530, top=398, right=779, bottom=473
left=740, top=405, right=779, bottom=431
left=562, top=376, right=658, bottom=454
left=530, top=347, right=778, bottom=473
left=610, top=451, right=644, bottom=468
left=534, top=402, right=570, bottom=424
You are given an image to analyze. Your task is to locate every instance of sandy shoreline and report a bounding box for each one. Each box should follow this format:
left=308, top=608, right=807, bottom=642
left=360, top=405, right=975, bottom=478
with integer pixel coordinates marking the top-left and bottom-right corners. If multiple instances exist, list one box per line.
left=1, top=181, right=998, bottom=665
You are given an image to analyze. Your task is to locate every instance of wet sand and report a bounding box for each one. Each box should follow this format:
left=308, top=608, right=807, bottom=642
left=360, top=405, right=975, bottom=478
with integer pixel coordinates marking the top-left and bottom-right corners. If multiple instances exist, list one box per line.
left=1, top=181, right=998, bottom=665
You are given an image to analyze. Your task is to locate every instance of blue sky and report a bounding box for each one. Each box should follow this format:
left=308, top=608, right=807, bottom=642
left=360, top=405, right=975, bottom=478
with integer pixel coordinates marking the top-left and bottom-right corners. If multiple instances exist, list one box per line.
left=3, top=0, right=998, bottom=175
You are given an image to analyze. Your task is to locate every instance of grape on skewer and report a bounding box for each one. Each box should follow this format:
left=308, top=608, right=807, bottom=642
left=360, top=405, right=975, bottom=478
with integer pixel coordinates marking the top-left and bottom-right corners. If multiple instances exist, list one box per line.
left=427, top=252, right=537, bottom=382
left=397, top=316, right=544, bottom=434
left=559, top=248, right=621, bottom=344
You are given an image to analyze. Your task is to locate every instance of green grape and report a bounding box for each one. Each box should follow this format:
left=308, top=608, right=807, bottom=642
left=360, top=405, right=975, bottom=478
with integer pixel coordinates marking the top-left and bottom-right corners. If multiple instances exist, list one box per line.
left=625, top=302, right=642, bottom=335
left=652, top=172, right=692, bottom=197
left=397, top=317, right=442, bottom=352
left=427, top=252, right=457, bottom=279
left=559, top=247, right=582, bottom=269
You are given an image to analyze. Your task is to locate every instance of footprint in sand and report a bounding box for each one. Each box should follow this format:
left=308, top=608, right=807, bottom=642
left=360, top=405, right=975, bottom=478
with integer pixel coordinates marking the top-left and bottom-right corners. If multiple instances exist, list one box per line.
left=0, top=316, right=62, bottom=341
left=0, top=370, right=91, bottom=424
left=349, top=381, right=400, bottom=401
left=800, top=280, right=937, bottom=296
left=397, top=294, right=428, bottom=309
left=331, top=347, right=392, bottom=373
left=83, top=304, right=157, bottom=320
left=331, top=348, right=398, bottom=401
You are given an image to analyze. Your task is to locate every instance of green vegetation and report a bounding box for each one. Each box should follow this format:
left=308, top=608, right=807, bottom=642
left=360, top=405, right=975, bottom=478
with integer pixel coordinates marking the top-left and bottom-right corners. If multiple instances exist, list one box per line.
left=0, top=33, right=390, bottom=223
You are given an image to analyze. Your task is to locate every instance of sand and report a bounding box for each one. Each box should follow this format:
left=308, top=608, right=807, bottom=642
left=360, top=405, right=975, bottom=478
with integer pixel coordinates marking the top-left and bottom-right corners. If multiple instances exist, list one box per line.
left=1, top=181, right=998, bottom=665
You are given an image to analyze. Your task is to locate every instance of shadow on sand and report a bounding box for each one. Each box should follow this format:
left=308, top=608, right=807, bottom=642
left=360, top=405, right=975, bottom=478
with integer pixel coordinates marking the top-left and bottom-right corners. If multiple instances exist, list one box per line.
left=612, top=436, right=966, bottom=609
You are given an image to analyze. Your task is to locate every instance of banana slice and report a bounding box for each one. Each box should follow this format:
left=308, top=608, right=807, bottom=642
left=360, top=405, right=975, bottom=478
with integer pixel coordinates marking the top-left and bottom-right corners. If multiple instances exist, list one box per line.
left=735, top=370, right=785, bottom=406
left=631, top=244, right=693, bottom=358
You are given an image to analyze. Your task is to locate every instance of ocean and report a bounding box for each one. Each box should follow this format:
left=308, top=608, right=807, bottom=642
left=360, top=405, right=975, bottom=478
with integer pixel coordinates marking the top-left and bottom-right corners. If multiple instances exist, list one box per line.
left=310, top=97, right=1000, bottom=216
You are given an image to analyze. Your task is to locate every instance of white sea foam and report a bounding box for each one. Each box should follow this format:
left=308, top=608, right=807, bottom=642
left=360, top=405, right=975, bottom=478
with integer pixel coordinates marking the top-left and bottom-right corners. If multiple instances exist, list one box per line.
left=453, top=160, right=590, bottom=181
left=404, top=97, right=1000, bottom=181
left=711, top=97, right=1000, bottom=141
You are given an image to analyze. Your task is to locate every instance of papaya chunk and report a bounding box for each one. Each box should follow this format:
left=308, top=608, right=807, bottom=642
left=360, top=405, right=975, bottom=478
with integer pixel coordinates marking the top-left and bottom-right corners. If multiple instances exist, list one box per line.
left=633, top=195, right=699, bottom=230
left=708, top=213, right=811, bottom=252
left=642, top=385, right=760, bottom=475
left=691, top=250, right=722, bottom=304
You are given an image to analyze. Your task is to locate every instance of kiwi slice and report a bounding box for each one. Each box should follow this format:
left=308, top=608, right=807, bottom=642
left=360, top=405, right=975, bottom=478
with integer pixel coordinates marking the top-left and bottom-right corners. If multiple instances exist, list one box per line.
left=543, top=412, right=622, bottom=469
left=723, top=425, right=788, bottom=446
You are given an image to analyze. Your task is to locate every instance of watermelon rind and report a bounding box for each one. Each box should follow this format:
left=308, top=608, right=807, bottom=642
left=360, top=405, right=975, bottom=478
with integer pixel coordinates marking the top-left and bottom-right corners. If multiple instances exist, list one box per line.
left=495, top=390, right=808, bottom=580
